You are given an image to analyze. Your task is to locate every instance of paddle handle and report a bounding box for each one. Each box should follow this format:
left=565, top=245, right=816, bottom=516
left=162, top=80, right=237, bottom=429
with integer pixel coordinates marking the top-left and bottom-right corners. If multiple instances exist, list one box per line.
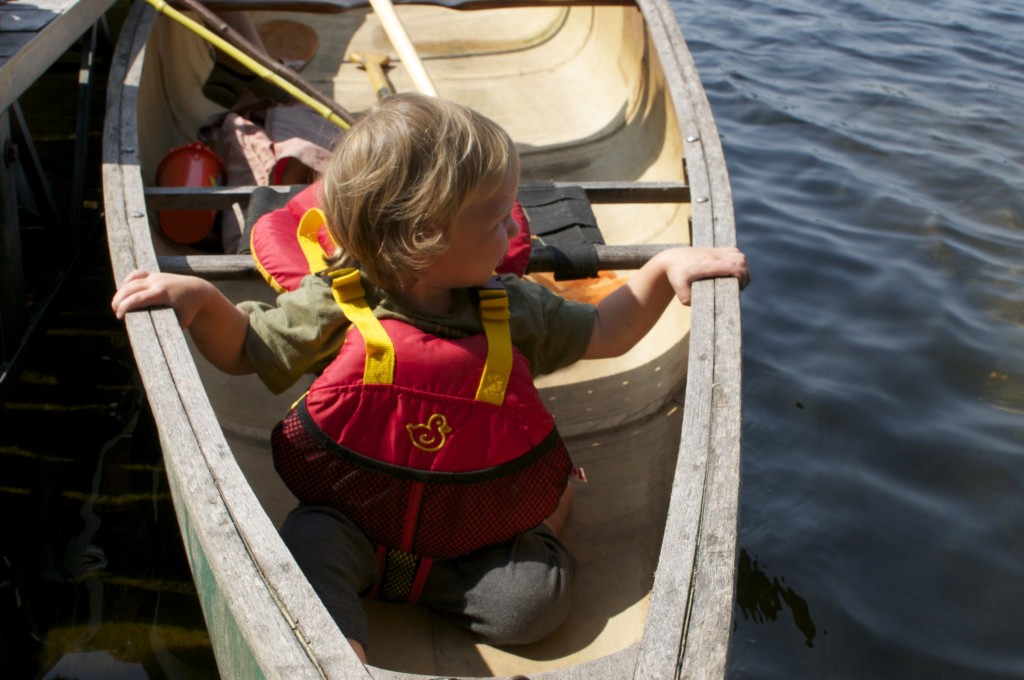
left=367, top=0, right=438, bottom=96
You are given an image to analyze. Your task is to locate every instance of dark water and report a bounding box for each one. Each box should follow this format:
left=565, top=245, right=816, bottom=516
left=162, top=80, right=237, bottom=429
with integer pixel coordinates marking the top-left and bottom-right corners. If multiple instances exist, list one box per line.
left=0, top=233, right=217, bottom=679
left=4, top=0, right=1023, bottom=677
left=0, top=8, right=219, bottom=676
left=674, top=0, right=1024, bottom=677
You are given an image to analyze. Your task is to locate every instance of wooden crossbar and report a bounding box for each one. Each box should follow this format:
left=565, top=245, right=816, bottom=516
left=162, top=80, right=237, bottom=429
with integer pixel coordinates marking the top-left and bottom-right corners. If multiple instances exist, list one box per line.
left=143, top=181, right=691, bottom=210
left=157, top=242, right=684, bottom=280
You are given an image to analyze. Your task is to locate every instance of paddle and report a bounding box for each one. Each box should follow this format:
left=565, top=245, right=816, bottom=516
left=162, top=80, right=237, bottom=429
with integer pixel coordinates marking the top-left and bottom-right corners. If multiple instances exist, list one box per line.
left=143, top=0, right=354, bottom=129
left=367, top=0, right=438, bottom=96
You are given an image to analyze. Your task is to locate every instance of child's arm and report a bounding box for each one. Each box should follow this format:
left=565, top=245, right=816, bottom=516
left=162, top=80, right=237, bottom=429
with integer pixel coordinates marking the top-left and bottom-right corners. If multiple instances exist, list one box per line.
left=583, top=246, right=750, bottom=360
left=111, top=269, right=255, bottom=375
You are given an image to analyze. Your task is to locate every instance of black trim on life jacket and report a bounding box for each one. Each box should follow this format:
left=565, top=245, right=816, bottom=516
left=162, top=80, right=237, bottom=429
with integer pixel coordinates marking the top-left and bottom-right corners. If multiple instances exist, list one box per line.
left=293, top=397, right=564, bottom=483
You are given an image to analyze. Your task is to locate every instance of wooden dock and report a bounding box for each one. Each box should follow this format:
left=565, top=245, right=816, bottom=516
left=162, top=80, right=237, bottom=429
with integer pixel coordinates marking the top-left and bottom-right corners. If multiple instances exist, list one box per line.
left=1, top=0, right=116, bottom=393
left=1, top=0, right=114, bottom=112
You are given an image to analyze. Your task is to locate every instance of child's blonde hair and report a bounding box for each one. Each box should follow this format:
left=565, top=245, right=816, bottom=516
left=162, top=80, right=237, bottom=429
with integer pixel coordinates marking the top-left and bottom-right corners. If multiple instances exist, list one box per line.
left=320, top=93, right=520, bottom=290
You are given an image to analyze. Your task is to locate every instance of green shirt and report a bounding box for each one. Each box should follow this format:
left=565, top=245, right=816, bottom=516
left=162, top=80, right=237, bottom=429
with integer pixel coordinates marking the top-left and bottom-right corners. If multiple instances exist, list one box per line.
left=240, top=273, right=598, bottom=394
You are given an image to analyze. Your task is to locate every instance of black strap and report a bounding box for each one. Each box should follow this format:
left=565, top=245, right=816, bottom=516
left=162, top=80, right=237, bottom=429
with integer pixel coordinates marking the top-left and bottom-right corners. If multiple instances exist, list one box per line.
left=518, top=183, right=604, bottom=280
left=237, top=185, right=304, bottom=254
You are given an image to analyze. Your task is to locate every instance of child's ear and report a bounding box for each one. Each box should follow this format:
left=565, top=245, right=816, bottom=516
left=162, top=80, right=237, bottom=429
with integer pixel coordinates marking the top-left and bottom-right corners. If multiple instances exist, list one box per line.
left=416, top=222, right=445, bottom=244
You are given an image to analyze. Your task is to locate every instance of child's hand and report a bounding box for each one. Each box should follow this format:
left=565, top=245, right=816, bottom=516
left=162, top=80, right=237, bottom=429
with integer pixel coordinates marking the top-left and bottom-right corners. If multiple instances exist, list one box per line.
left=111, top=269, right=219, bottom=328
left=584, top=245, right=750, bottom=360
left=662, top=246, right=750, bottom=305
left=111, top=269, right=254, bottom=374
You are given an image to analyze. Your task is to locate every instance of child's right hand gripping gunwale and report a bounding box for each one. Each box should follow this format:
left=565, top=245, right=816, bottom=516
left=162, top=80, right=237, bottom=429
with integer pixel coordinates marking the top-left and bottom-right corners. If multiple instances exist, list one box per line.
left=111, top=269, right=254, bottom=375
left=111, top=270, right=219, bottom=327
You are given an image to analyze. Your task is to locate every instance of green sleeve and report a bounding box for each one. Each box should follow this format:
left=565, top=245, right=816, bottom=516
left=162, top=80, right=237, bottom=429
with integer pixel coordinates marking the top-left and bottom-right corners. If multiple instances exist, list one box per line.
left=503, top=275, right=597, bottom=376
left=239, top=275, right=350, bottom=394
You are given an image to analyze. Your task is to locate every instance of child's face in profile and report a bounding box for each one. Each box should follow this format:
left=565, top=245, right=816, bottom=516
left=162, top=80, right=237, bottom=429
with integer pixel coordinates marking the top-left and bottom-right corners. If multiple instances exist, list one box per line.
left=419, top=171, right=520, bottom=290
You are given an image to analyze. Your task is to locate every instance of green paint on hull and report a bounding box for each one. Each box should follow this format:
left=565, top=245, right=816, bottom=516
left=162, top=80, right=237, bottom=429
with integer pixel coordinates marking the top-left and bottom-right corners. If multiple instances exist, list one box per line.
left=163, top=450, right=268, bottom=680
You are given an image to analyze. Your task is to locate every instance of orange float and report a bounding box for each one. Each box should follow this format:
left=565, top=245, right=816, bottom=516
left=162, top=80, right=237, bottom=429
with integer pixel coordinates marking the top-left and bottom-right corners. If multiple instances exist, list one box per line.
left=155, top=142, right=223, bottom=244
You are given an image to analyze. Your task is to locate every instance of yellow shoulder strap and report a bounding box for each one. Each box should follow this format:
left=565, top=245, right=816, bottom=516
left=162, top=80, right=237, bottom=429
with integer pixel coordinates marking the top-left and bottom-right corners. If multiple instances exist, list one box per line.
left=475, top=288, right=513, bottom=406
left=297, top=208, right=332, bottom=275
left=326, top=268, right=395, bottom=385
left=325, top=269, right=513, bottom=402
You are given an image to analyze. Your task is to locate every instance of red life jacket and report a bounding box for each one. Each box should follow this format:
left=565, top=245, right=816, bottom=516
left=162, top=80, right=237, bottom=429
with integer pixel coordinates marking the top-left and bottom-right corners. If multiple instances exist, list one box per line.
left=257, top=206, right=569, bottom=602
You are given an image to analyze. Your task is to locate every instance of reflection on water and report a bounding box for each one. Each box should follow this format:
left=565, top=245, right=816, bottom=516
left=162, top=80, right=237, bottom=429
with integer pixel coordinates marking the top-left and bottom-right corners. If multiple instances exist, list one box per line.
left=0, top=231, right=216, bottom=678
left=2, top=3, right=217, bottom=672
left=735, top=549, right=817, bottom=649
left=981, top=370, right=1024, bottom=415
left=38, top=623, right=214, bottom=679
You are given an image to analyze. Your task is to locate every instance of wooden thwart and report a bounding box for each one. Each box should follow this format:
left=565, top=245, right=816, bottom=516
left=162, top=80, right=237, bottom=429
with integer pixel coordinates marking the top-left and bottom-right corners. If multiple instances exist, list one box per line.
left=157, top=242, right=685, bottom=280
left=143, top=181, right=692, bottom=210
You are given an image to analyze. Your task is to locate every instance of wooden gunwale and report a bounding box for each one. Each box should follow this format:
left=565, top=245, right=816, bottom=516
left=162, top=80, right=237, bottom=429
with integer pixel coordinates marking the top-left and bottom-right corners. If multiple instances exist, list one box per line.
left=633, top=0, right=741, bottom=676
left=102, top=0, right=741, bottom=677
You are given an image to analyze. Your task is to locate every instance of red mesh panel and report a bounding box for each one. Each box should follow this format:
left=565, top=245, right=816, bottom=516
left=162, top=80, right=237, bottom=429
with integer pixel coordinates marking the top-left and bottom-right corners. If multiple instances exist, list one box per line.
left=273, top=406, right=571, bottom=560
left=413, top=438, right=571, bottom=557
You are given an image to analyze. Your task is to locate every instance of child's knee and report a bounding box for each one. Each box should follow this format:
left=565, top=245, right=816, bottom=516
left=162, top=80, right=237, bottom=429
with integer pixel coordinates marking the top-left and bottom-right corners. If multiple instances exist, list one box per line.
left=474, top=562, right=574, bottom=646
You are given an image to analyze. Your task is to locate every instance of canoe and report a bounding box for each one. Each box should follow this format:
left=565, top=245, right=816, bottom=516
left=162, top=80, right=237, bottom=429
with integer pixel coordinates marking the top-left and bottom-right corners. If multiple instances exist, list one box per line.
left=102, top=0, right=742, bottom=677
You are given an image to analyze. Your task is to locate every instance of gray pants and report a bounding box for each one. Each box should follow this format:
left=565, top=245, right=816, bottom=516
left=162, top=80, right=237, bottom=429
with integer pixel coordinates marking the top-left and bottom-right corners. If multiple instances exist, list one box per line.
left=281, top=505, right=576, bottom=648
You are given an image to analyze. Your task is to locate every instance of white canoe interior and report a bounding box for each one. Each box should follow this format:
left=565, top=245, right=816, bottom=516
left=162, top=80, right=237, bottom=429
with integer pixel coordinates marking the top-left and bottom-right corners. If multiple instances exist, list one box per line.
left=128, top=3, right=706, bottom=677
